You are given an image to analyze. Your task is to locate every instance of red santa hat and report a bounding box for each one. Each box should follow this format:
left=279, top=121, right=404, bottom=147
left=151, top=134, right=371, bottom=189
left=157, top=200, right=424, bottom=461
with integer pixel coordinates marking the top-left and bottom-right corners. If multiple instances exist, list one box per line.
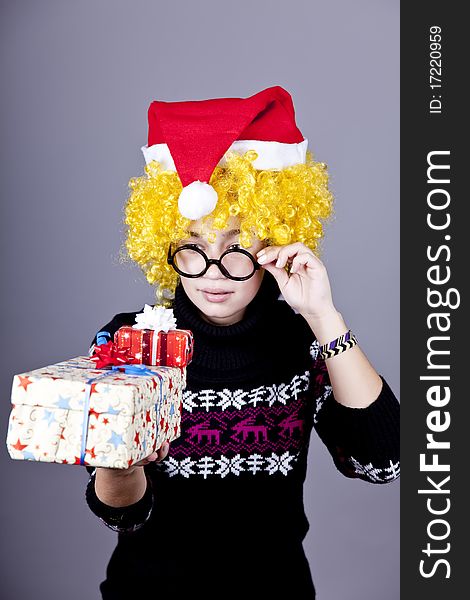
left=141, top=85, right=308, bottom=220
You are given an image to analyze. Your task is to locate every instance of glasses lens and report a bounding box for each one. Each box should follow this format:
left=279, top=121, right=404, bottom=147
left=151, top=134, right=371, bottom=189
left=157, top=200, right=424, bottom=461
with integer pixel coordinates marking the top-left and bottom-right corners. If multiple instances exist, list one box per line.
left=174, top=248, right=206, bottom=276
left=221, top=250, right=255, bottom=278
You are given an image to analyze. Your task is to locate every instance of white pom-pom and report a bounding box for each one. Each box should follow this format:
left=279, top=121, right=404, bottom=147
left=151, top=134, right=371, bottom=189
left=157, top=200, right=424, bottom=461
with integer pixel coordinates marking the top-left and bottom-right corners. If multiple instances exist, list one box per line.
left=178, top=181, right=218, bottom=219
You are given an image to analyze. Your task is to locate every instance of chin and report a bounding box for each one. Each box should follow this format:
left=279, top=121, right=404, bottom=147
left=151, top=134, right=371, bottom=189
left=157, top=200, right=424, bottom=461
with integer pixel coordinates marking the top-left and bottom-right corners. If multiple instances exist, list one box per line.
left=201, top=298, right=242, bottom=316
left=196, top=294, right=246, bottom=325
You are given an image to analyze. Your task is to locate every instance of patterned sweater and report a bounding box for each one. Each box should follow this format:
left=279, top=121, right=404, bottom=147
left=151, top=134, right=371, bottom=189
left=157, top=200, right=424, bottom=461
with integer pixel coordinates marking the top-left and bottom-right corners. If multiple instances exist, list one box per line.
left=85, top=273, right=400, bottom=598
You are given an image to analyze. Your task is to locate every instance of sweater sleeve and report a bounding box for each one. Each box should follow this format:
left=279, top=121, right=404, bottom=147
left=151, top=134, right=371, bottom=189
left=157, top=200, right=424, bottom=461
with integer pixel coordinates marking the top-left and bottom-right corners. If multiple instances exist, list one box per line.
left=84, top=466, right=154, bottom=533
left=84, top=308, right=156, bottom=532
left=87, top=309, right=145, bottom=355
left=308, top=340, right=400, bottom=484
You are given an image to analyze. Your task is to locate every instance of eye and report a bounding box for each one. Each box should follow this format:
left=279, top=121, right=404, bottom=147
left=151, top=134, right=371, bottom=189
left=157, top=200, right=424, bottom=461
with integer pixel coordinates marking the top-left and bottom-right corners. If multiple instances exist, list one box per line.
left=228, top=243, right=241, bottom=250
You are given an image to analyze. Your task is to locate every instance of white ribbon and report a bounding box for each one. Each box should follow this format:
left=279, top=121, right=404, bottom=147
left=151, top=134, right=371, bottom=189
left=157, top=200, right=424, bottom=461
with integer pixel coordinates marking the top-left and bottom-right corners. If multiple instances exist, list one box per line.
left=133, top=304, right=177, bottom=332
left=151, top=331, right=159, bottom=365
left=132, top=305, right=177, bottom=365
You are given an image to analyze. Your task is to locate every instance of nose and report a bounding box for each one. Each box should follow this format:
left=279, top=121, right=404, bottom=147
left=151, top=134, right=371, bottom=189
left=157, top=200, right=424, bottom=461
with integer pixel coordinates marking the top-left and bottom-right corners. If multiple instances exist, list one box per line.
left=204, top=261, right=226, bottom=279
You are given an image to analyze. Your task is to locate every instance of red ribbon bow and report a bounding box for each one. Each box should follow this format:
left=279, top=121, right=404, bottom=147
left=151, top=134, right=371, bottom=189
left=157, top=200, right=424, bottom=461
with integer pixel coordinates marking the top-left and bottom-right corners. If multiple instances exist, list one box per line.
left=90, top=341, right=133, bottom=369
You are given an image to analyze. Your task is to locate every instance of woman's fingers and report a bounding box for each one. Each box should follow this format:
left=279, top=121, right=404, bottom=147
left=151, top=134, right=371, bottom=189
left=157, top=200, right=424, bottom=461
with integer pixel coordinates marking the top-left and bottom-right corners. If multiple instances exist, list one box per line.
left=290, top=252, right=324, bottom=273
left=257, top=243, right=300, bottom=266
left=155, top=442, right=170, bottom=462
left=275, top=243, right=310, bottom=268
left=144, top=451, right=159, bottom=464
left=132, top=442, right=170, bottom=467
left=257, top=244, right=323, bottom=272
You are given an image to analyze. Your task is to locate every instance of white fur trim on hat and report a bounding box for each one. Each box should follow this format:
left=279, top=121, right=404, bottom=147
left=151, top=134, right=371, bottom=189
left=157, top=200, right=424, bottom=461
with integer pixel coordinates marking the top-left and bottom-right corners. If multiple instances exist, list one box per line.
left=141, top=138, right=308, bottom=171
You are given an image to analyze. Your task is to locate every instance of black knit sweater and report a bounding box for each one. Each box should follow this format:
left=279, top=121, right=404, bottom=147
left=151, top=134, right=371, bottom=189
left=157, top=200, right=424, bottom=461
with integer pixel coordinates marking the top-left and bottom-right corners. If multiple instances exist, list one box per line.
left=85, top=273, right=400, bottom=599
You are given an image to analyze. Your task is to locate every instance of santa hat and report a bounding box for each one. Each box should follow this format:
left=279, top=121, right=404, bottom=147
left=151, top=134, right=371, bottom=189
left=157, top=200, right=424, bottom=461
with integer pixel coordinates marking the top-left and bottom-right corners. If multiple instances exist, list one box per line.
left=141, top=85, right=308, bottom=220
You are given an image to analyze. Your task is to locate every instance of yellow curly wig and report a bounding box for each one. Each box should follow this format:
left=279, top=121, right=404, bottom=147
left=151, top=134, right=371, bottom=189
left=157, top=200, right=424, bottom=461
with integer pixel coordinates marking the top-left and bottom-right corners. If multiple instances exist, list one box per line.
left=122, top=149, right=334, bottom=304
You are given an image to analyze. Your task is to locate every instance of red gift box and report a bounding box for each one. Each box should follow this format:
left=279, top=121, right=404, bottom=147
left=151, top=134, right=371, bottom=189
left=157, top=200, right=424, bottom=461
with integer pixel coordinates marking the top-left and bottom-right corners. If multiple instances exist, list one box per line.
left=114, top=326, right=194, bottom=368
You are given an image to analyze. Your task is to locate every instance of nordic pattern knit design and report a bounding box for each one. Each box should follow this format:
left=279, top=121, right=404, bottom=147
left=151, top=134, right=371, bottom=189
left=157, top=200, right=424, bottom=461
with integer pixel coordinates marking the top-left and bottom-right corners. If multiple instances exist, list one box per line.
left=85, top=273, right=400, bottom=544
left=153, top=338, right=398, bottom=483
left=157, top=345, right=325, bottom=479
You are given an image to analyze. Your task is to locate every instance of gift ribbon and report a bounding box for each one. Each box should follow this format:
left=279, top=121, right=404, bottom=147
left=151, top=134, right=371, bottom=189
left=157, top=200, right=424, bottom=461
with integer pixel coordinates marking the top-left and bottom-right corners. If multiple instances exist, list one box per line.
left=150, top=330, right=168, bottom=365
left=96, top=331, right=111, bottom=345
left=90, top=340, right=132, bottom=369
left=111, top=364, right=158, bottom=377
left=151, top=370, right=166, bottom=451
left=80, top=363, right=168, bottom=465
left=151, top=330, right=159, bottom=365
left=160, top=333, right=168, bottom=365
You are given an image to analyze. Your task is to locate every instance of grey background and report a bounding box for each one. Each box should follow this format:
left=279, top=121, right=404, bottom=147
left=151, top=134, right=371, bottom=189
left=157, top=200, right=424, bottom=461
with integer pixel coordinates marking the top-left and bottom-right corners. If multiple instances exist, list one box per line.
left=0, top=1, right=399, bottom=598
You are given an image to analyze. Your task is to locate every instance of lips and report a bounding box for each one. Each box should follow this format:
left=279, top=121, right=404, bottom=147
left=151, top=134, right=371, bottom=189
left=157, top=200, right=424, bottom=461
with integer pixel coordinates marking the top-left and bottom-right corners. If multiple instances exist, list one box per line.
left=200, top=288, right=234, bottom=303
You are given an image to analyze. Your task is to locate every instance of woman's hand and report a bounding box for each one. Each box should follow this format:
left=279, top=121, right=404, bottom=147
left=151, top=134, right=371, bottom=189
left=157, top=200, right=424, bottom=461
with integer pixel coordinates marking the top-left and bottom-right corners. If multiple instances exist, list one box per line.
left=94, top=442, right=171, bottom=507
left=129, top=441, right=170, bottom=471
left=256, top=243, right=383, bottom=408
left=256, top=243, right=338, bottom=322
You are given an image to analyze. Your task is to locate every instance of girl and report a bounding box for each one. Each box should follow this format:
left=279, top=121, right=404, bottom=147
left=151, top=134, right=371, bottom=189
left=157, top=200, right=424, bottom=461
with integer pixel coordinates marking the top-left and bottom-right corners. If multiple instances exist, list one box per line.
left=85, top=86, right=400, bottom=599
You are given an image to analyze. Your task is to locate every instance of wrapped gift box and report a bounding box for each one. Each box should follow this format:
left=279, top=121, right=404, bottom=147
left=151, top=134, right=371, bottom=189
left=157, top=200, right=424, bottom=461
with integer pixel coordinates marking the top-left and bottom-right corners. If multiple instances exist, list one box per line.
left=6, top=356, right=185, bottom=469
left=114, top=326, right=194, bottom=368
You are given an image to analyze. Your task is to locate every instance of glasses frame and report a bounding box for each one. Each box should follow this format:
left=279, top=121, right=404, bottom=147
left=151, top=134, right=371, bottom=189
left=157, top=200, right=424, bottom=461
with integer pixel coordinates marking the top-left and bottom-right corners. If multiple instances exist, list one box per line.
left=167, top=243, right=261, bottom=281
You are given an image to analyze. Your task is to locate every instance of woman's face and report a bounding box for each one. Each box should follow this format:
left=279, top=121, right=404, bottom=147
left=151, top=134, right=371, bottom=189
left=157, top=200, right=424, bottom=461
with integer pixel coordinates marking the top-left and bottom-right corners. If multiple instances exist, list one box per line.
left=177, top=217, right=266, bottom=326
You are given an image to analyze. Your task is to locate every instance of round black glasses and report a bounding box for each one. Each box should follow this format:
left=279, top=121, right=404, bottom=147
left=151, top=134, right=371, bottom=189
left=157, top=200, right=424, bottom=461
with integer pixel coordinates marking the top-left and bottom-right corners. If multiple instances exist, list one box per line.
left=167, top=244, right=261, bottom=281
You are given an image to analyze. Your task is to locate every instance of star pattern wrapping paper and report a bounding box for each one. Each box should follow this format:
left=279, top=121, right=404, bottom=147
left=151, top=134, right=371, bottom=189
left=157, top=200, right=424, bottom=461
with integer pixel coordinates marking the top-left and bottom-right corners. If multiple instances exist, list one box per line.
left=5, top=356, right=185, bottom=469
